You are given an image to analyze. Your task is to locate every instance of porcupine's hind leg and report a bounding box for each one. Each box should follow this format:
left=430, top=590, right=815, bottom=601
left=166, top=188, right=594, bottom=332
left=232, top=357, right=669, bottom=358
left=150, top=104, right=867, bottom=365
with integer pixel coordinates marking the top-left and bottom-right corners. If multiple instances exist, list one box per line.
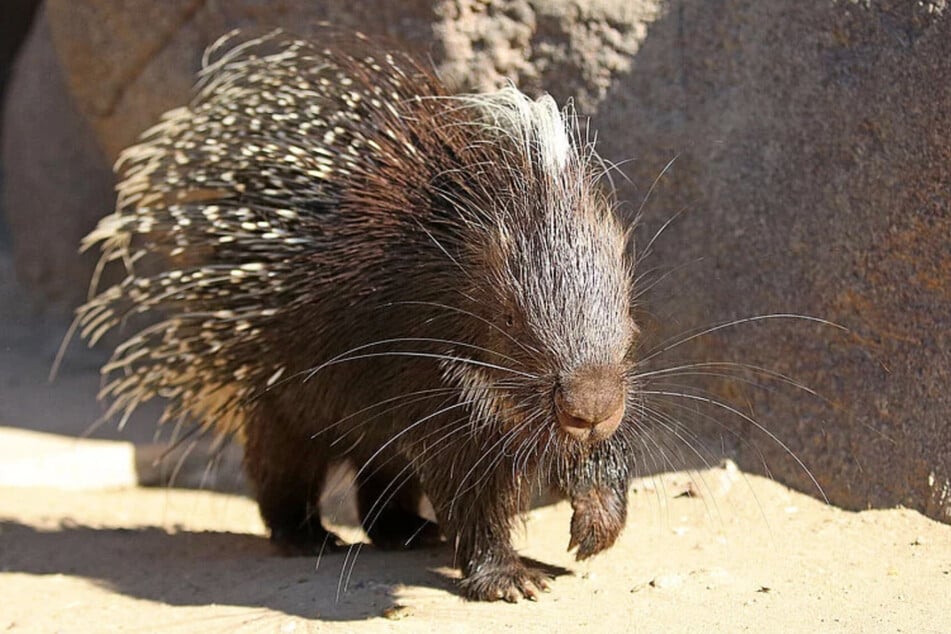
left=243, top=409, right=343, bottom=555
left=353, top=451, right=442, bottom=550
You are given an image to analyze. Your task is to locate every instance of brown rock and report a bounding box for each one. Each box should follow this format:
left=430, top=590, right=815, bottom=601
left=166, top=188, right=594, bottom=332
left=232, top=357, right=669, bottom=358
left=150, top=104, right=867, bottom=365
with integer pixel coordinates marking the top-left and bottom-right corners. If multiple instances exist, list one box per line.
left=45, top=0, right=440, bottom=161
left=0, top=0, right=40, bottom=98
left=589, top=1, right=951, bottom=522
left=1, top=8, right=114, bottom=313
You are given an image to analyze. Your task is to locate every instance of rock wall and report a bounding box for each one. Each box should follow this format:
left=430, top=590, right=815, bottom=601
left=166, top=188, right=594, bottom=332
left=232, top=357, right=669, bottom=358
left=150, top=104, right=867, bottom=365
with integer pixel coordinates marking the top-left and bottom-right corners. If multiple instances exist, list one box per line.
left=588, top=1, right=951, bottom=521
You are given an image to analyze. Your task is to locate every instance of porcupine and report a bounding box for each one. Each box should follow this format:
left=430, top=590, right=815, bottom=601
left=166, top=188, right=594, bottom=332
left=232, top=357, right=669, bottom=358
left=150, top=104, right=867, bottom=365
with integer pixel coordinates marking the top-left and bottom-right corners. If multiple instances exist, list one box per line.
left=73, top=29, right=642, bottom=602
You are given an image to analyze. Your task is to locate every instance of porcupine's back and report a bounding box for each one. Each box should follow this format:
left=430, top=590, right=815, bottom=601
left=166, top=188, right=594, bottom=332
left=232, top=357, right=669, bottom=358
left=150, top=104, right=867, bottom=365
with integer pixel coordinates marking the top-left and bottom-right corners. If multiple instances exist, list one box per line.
left=73, top=30, right=615, bottom=441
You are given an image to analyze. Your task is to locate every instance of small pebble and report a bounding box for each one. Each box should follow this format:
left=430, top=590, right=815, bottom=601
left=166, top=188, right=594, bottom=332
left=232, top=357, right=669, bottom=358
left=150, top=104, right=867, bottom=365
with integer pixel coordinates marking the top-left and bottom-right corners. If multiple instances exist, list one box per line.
left=650, top=574, right=683, bottom=589
left=382, top=604, right=413, bottom=620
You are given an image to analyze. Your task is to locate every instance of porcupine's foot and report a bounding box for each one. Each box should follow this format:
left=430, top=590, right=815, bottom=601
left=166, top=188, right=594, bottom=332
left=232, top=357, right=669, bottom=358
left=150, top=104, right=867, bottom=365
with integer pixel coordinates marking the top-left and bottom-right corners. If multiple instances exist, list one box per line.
left=568, top=486, right=627, bottom=560
left=271, top=526, right=348, bottom=557
left=356, top=459, right=443, bottom=550
left=242, top=408, right=347, bottom=556
left=364, top=505, right=443, bottom=550
left=268, top=516, right=348, bottom=557
left=459, top=557, right=552, bottom=602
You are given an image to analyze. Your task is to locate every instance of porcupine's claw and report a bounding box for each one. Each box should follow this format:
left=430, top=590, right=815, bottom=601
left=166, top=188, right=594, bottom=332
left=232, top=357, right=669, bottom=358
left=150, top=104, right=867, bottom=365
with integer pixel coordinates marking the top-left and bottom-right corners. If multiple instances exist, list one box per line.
left=568, top=486, right=627, bottom=560
left=459, top=559, right=552, bottom=602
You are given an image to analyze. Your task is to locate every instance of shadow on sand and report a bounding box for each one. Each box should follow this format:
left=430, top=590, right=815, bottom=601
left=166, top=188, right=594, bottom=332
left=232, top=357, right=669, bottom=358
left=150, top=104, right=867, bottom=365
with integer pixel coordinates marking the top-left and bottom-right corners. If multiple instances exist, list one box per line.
left=0, top=518, right=570, bottom=621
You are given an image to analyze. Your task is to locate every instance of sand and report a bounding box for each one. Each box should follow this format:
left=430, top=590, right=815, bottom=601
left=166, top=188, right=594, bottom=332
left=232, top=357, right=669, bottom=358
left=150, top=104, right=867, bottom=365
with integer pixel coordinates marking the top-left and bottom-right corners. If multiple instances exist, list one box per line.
left=0, top=432, right=949, bottom=634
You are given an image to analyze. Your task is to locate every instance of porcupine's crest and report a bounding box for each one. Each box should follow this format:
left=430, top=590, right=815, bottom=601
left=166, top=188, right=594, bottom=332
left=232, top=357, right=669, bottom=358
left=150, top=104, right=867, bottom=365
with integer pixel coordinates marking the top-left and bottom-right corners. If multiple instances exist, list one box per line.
left=72, top=29, right=621, bottom=441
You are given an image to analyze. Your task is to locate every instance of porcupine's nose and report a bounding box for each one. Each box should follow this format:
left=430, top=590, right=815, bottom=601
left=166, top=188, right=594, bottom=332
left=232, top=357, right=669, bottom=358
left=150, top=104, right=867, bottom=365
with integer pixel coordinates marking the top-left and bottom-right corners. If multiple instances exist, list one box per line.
left=555, top=364, right=626, bottom=442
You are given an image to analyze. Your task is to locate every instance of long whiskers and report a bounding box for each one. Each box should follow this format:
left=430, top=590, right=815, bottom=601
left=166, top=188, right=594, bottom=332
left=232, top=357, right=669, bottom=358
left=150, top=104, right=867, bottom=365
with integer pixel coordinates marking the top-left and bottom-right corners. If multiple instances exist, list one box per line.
left=387, top=300, right=541, bottom=357
left=637, top=403, right=725, bottom=522
left=641, top=389, right=828, bottom=503
left=639, top=398, right=777, bottom=531
left=303, top=350, right=538, bottom=384
left=632, top=360, right=828, bottom=403
left=639, top=314, right=847, bottom=365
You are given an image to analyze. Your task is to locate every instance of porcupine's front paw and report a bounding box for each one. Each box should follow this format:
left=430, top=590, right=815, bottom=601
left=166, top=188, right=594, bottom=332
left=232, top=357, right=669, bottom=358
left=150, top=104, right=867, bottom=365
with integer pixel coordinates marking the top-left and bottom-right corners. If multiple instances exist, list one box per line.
left=569, top=487, right=627, bottom=560
left=459, top=558, right=551, bottom=602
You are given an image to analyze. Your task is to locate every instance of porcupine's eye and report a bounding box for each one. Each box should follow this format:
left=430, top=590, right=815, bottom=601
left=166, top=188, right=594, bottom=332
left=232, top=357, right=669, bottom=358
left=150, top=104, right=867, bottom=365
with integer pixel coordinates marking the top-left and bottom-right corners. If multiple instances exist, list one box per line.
left=504, top=313, right=515, bottom=329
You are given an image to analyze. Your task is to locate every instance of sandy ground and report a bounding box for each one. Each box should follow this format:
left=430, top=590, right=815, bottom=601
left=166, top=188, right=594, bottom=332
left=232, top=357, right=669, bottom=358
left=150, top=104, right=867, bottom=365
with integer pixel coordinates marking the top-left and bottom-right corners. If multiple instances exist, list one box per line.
left=1, top=254, right=950, bottom=633
left=1, top=441, right=949, bottom=633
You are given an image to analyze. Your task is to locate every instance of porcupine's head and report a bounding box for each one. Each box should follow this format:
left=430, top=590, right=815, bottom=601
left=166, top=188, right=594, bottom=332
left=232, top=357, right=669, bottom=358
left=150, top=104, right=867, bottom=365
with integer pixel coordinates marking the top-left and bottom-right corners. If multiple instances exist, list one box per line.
left=431, top=88, right=640, bottom=457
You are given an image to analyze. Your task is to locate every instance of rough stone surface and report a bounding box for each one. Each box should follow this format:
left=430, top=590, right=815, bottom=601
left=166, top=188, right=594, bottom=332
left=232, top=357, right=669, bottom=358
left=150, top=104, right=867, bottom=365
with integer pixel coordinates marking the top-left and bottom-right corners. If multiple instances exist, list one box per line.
left=44, top=0, right=441, bottom=161
left=1, top=0, right=949, bottom=522
left=0, top=0, right=40, bottom=248
left=0, top=0, right=40, bottom=103
left=1, top=9, right=114, bottom=312
left=587, top=0, right=951, bottom=523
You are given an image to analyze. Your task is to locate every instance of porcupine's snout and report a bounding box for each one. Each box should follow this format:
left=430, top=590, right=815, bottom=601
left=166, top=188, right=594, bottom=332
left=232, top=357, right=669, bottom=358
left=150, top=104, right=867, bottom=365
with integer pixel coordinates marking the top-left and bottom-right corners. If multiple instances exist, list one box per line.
left=555, top=364, right=626, bottom=442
